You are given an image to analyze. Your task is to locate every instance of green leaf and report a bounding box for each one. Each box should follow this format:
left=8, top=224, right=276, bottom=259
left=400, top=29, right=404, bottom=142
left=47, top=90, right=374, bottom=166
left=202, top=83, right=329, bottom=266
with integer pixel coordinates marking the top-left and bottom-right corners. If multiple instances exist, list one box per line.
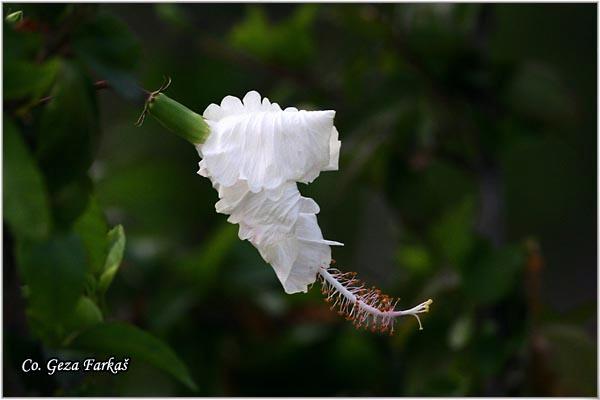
left=98, top=225, right=126, bottom=294
left=431, top=195, right=475, bottom=267
left=37, top=61, right=99, bottom=189
left=230, top=5, right=317, bottom=66
left=176, top=223, right=237, bottom=290
left=73, top=13, right=140, bottom=71
left=72, top=13, right=143, bottom=101
left=69, top=322, right=197, bottom=391
left=64, top=296, right=103, bottom=335
left=17, top=233, right=87, bottom=325
left=3, top=17, right=43, bottom=65
left=51, top=175, right=94, bottom=230
left=3, top=118, right=51, bottom=239
left=396, top=243, right=433, bottom=274
left=5, top=10, right=23, bottom=24
left=154, top=4, right=191, bottom=30
left=3, top=58, right=59, bottom=100
left=74, top=196, right=108, bottom=275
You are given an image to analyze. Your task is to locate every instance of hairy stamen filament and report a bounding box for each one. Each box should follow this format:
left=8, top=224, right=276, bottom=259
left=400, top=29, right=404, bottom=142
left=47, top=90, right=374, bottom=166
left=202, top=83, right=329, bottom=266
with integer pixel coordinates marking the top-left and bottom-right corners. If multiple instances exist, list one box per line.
left=317, top=265, right=433, bottom=333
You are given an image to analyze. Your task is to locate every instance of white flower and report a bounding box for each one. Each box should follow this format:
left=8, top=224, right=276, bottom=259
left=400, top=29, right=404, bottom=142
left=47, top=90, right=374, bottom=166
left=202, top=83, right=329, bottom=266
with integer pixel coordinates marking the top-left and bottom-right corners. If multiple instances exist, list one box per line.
left=141, top=84, right=432, bottom=331
left=197, top=91, right=341, bottom=192
left=195, top=90, right=431, bottom=330
left=197, top=91, right=342, bottom=294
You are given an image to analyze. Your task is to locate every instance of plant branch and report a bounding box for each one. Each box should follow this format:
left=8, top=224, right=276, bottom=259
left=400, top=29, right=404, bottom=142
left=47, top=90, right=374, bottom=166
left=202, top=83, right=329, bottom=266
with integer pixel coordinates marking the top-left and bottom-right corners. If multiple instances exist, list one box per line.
left=34, top=79, right=111, bottom=107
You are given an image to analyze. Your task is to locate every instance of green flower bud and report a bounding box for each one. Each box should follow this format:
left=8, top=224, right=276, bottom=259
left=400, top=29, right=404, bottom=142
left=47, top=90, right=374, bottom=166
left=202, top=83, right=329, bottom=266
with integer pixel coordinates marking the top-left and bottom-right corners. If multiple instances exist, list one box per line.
left=136, top=78, right=209, bottom=145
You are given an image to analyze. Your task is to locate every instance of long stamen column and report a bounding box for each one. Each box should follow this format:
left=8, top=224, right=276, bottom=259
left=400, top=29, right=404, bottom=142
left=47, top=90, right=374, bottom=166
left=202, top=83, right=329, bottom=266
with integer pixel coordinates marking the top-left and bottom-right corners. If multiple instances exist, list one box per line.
left=318, top=266, right=433, bottom=333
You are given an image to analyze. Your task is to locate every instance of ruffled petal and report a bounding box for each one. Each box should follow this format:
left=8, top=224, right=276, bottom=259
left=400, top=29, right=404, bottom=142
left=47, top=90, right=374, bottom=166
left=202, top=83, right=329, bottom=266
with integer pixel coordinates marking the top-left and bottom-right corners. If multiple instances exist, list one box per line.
left=210, top=178, right=342, bottom=293
left=325, top=127, right=341, bottom=171
left=198, top=91, right=340, bottom=192
left=258, top=213, right=343, bottom=294
left=215, top=181, right=303, bottom=245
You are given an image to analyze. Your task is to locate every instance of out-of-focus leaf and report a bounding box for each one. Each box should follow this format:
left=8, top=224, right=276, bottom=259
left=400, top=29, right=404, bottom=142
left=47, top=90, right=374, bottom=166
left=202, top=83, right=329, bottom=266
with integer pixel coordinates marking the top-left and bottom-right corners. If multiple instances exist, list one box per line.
left=448, top=314, right=473, bottom=350
left=470, top=318, right=515, bottom=378
left=98, top=225, right=126, bottom=294
left=5, top=10, right=23, bottom=23
left=17, top=233, right=87, bottom=324
left=154, top=4, right=191, bottom=30
left=38, top=61, right=99, bottom=188
left=74, top=13, right=139, bottom=70
left=149, top=290, right=197, bottom=334
left=73, top=13, right=143, bottom=100
left=230, top=5, right=317, bottom=66
left=461, top=243, right=524, bottom=304
left=51, top=175, right=93, bottom=230
left=396, top=159, right=475, bottom=226
left=540, top=324, right=596, bottom=396
left=507, top=62, right=574, bottom=123
left=3, top=118, right=51, bottom=239
left=431, top=195, right=475, bottom=267
left=96, top=159, right=202, bottom=236
left=64, top=296, right=103, bottom=336
left=70, top=322, right=197, bottom=391
left=3, top=58, right=59, bottom=100
left=501, top=136, right=583, bottom=232
left=328, top=328, right=383, bottom=390
left=396, top=243, right=432, bottom=274
left=176, top=223, right=237, bottom=289
left=74, top=196, right=108, bottom=275
left=3, top=25, right=42, bottom=65
left=401, top=4, right=471, bottom=80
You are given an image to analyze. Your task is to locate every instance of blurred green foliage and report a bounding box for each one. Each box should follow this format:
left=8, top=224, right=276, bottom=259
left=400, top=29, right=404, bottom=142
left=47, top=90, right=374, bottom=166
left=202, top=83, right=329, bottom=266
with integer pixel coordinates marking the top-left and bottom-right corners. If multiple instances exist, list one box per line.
left=3, top=3, right=597, bottom=396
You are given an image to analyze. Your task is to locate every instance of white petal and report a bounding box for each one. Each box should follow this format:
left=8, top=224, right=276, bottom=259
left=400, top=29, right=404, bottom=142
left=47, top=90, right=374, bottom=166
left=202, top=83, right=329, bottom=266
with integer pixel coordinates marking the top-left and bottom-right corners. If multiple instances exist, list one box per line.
left=213, top=180, right=329, bottom=246
left=216, top=181, right=303, bottom=245
left=211, top=178, right=343, bottom=293
left=220, top=95, right=244, bottom=114
left=299, top=197, right=320, bottom=214
left=198, top=91, right=340, bottom=191
left=242, top=90, right=262, bottom=111
left=258, top=213, right=341, bottom=294
left=324, top=127, right=341, bottom=171
left=202, top=103, right=223, bottom=125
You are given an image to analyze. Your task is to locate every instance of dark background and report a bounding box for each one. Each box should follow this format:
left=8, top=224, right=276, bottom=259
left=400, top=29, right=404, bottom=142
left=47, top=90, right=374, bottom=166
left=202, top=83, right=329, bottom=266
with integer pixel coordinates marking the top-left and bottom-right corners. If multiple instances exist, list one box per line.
left=3, top=3, right=597, bottom=396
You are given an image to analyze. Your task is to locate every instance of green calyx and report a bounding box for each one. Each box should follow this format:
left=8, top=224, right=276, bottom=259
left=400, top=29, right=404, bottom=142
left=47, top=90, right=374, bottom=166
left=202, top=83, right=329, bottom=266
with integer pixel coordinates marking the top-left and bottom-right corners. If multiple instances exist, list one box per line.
left=136, top=77, right=209, bottom=145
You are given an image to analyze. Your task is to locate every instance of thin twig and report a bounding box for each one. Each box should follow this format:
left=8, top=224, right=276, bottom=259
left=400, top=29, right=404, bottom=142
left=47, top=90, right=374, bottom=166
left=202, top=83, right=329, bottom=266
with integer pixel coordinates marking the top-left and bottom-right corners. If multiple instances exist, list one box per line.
left=34, top=80, right=110, bottom=107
